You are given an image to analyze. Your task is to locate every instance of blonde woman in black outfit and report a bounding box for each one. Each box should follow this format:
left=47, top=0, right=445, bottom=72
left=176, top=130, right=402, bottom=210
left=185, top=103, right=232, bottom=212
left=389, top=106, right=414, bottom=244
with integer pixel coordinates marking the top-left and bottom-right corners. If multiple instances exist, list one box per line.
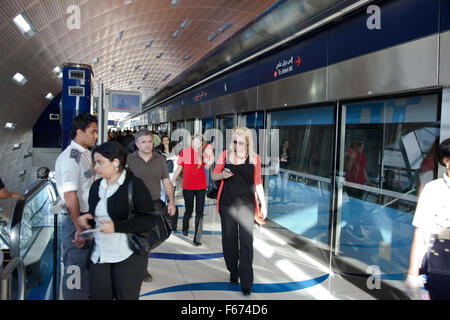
left=212, top=127, right=267, bottom=296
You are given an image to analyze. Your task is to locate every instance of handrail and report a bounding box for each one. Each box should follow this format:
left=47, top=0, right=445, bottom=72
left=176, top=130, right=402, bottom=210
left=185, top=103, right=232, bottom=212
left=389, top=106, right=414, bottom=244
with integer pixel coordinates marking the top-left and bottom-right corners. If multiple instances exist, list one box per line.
left=6, top=178, right=60, bottom=300
left=9, top=179, right=51, bottom=258
left=1, top=251, right=26, bottom=300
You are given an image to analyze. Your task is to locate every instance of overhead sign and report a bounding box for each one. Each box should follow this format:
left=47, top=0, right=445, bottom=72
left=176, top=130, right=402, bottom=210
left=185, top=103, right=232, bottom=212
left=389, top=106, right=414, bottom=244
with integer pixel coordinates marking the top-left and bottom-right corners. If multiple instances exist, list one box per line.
left=109, top=90, right=141, bottom=113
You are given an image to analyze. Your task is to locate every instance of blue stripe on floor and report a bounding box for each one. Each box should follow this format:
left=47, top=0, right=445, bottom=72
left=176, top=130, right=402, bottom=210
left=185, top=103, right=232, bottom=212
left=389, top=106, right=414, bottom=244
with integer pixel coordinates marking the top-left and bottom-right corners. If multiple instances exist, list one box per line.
left=149, top=252, right=224, bottom=260
left=173, top=230, right=222, bottom=235
left=140, top=274, right=329, bottom=296
left=338, top=272, right=405, bottom=281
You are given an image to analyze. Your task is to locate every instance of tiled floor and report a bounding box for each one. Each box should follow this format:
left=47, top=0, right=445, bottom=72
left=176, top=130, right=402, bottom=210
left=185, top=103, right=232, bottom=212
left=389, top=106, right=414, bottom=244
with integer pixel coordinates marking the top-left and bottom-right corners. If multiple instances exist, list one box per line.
left=139, top=195, right=375, bottom=300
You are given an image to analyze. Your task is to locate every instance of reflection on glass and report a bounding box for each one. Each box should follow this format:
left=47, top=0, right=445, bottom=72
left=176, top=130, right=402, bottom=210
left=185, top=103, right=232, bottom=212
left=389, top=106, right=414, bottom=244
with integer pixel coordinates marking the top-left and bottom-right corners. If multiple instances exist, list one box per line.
left=268, top=106, right=335, bottom=246
left=20, top=185, right=56, bottom=257
left=185, top=119, right=194, bottom=136
left=217, top=116, right=234, bottom=153
left=244, top=112, right=265, bottom=154
left=337, top=94, right=439, bottom=283
left=201, top=117, right=214, bottom=135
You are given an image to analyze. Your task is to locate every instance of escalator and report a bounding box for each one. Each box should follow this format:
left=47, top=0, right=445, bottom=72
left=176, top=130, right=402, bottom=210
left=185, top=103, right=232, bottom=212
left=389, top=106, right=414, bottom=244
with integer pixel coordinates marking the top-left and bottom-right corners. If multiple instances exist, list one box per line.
left=1, top=178, right=62, bottom=300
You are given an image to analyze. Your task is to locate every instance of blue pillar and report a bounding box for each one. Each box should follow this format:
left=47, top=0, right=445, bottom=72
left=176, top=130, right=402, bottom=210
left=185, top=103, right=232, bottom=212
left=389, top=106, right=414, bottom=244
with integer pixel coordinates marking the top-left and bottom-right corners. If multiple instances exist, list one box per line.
left=61, top=63, right=92, bottom=150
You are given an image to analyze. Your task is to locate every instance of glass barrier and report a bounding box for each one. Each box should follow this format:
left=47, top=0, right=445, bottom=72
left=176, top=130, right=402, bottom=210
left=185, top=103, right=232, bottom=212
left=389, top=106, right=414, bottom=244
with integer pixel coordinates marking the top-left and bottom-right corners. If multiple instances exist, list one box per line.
left=336, top=94, right=440, bottom=290
left=267, top=106, right=335, bottom=246
left=9, top=179, right=61, bottom=300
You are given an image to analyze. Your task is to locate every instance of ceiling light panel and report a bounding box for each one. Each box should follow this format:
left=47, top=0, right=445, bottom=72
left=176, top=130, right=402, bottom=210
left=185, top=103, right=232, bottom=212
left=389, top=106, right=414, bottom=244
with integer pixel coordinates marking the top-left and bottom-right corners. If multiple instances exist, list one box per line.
left=207, top=33, right=218, bottom=41
left=218, top=23, right=232, bottom=33
left=13, top=12, right=36, bottom=40
left=5, top=123, right=16, bottom=130
left=180, top=19, right=191, bottom=29
left=12, top=73, right=28, bottom=86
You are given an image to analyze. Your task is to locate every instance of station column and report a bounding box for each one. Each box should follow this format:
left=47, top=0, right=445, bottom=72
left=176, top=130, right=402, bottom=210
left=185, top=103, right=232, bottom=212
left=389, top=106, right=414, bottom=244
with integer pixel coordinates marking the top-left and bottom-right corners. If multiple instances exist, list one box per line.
left=61, top=63, right=93, bottom=150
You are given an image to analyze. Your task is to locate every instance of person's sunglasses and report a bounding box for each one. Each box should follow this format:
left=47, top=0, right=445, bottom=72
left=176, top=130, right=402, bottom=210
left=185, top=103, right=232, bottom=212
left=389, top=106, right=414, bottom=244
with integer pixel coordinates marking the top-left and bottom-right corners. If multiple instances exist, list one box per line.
left=233, top=140, right=245, bottom=146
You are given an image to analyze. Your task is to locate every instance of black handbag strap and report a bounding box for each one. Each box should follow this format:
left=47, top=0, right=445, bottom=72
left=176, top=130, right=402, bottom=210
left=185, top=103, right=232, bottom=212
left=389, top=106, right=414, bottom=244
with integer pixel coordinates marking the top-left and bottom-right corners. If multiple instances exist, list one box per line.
left=127, top=179, right=134, bottom=219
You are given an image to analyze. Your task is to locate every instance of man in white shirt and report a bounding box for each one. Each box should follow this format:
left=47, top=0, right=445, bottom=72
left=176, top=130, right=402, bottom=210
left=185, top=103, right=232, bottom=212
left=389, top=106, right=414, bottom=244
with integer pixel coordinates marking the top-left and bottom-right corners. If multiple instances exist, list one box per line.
left=55, top=113, right=98, bottom=300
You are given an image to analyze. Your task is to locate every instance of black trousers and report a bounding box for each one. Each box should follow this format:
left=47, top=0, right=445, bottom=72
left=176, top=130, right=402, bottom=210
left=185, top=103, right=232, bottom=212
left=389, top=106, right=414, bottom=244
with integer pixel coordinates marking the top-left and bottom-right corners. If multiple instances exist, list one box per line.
left=219, top=203, right=255, bottom=290
left=182, top=189, right=206, bottom=242
left=89, top=253, right=147, bottom=300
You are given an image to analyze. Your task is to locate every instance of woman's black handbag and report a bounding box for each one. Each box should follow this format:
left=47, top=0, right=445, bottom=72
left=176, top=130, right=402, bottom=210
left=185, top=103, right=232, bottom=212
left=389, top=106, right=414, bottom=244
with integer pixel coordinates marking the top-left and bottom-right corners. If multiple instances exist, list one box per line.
left=127, top=181, right=172, bottom=255
left=206, top=180, right=219, bottom=199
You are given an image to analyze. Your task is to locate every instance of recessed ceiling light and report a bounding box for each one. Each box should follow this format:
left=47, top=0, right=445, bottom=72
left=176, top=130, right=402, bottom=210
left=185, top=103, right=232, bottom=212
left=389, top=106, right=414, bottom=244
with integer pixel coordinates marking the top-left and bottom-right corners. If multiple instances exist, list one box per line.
left=180, top=19, right=191, bottom=29
left=170, top=0, right=180, bottom=7
left=218, top=23, right=232, bottom=33
left=5, top=123, right=16, bottom=130
left=12, top=73, right=27, bottom=86
left=173, top=29, right=182, bottom=38
left=145, top=40, right=153, bottom=48
left=93, top=57, right=99, bottom=64
left=124, top=0, right=135, bottom=4
left=57, top=73, right=63, bottom=79
left=13, top=12, right=36, bottom=39
left=156, top=52, right=164, bottom=58
left=45, top=93, right=54, bottom=100
left=184, top=54, right=191, bottom=60
left=13, top=143, right=22, bottom=151
left=135, top=64, right=140, bottom=70
left=207, top=33, right=218, bottom=41
left=116, top=31, right=124, bottom=40
left=52, top=66, right=61, bottom=74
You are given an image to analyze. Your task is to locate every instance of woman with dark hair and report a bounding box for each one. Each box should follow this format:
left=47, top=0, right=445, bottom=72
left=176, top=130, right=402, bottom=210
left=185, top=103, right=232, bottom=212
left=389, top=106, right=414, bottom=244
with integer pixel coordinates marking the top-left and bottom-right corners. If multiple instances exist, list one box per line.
left=159, top=135, right=178, bottom=203
left=406, top=138, right=450, bottom=300
left=275, top=139, right=291, bottom=204
left=171, top=134, right=214, bottom=246
left=78, top=141, right=154, bottom=300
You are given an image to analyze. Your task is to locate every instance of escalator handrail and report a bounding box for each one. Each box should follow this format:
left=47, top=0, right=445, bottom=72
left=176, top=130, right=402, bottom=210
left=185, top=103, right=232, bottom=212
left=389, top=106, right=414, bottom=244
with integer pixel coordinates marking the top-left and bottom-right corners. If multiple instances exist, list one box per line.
left=1, top=251, right=26, bottom=300
left=9, top=179, right=55, bottom=259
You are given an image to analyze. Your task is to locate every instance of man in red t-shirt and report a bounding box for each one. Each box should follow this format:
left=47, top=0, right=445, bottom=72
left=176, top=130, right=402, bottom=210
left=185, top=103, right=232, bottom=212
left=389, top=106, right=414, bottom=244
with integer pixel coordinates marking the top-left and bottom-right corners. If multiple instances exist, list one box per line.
left=344, top=139, right=373, bottom=237
left=344, top=139, right=373, bottom=194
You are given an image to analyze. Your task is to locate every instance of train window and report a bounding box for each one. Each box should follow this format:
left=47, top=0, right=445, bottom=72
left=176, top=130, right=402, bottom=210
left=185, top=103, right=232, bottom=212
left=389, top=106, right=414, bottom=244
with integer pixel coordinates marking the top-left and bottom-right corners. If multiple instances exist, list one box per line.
left=336, top=93, right=440, bottom=285
left=267, top=105, right=335, bottom=246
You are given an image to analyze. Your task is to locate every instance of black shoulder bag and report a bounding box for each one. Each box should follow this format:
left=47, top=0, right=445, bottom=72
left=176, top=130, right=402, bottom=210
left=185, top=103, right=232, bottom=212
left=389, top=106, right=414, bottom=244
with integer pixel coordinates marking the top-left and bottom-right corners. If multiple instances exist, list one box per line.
left=127, top=180, right=172, bottom=254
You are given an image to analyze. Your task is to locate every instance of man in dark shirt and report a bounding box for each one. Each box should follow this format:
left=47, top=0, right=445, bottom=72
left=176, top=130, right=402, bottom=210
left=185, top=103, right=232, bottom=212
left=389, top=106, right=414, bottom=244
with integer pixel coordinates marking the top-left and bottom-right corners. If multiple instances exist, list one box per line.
left=127, top=129, right=176, bottom=282
left=0, top=178, right=21, bottom=199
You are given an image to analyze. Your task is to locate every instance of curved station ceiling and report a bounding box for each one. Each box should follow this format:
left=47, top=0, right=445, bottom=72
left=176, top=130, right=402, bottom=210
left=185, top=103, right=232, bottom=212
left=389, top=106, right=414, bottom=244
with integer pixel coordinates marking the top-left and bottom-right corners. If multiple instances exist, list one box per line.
left=0, top=0, right=279, bottom=130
